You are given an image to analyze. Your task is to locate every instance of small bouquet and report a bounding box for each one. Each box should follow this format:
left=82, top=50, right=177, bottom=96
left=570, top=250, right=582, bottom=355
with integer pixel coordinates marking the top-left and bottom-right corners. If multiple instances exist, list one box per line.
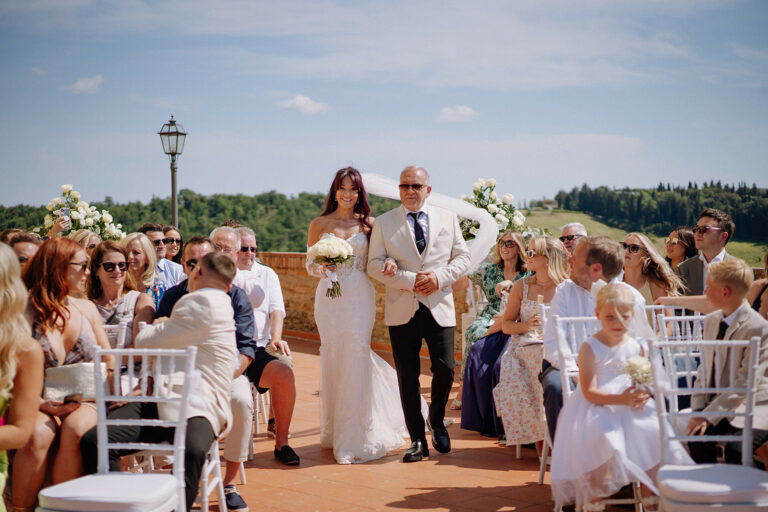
left=307, top=234, right=354, bottom=299
left=32, top=184, right=125, bottom=241
left=622, top=355, right=653, bottom=389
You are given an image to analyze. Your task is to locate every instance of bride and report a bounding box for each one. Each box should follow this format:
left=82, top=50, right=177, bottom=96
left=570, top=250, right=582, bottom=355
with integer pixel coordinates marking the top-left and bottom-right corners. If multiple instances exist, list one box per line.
left=307, top=167, right=421, bottom=464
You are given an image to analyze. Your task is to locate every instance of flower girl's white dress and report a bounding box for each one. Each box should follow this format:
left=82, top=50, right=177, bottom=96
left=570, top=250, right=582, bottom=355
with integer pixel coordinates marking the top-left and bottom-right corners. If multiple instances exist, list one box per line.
left=550, top=336, right=692, bottom=507
left=309, top=232, right=426, bottom=464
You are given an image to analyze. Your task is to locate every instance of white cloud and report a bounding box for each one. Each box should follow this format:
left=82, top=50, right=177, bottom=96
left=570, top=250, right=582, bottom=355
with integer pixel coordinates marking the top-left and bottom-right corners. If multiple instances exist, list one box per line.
left=30, top=66, right=45, bottom=76
left=439, top=105, right=479, bottom=122
left=59, top=74, right=104, bottom=94
left=278, top=94, right=329, bottom=115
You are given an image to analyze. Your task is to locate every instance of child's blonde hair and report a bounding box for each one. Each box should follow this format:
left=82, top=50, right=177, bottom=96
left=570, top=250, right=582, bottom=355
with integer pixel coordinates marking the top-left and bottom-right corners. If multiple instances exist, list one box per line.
left=596, top=283, right=635, bottom=313
left=708, top=258, right=754, bottom=294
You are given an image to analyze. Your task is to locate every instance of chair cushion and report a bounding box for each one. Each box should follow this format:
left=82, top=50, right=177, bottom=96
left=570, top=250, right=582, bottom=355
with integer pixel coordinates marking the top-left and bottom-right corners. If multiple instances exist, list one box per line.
left=659, top=464, right=768, bottom=504
left=38, top=473, right=177, bottom=512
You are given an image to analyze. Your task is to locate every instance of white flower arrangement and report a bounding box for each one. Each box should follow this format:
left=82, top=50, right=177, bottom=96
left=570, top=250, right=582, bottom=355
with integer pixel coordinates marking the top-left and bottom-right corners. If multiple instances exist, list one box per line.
left=32, top=184, right=125, bottom=241
left=622, top=355, right=653, bottom=387
left=307, top=233, right=354, bottom=298
left=461, top=177, right=529, bottom=241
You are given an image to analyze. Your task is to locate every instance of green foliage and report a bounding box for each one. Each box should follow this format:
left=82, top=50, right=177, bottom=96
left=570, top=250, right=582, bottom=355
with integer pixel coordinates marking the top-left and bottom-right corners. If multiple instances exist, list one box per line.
left=0, top=190, right=400, bottom=252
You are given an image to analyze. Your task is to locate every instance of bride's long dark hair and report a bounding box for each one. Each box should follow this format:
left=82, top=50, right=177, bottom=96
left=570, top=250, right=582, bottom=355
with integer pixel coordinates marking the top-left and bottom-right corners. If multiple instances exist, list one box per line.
left=321, top=167, right=373, bottom=235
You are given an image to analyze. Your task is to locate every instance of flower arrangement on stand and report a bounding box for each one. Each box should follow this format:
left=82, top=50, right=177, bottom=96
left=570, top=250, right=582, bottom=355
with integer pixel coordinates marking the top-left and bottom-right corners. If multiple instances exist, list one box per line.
left=460, top=178, right=543, bottom=241
left=32, top=184, right=125, bottom=240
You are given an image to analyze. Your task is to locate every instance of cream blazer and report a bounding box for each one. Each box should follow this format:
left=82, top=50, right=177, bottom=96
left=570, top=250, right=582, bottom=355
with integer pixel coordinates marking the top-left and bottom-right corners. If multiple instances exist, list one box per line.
left=136, top=288, right=238, bottom=437
left=692, top=302, right=768, bottom=429
left=367, top=204, right=470, bottom=327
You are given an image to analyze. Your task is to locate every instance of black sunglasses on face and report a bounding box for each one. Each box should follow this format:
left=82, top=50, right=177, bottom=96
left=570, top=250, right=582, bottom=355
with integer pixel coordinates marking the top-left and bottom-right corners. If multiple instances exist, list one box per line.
left=398, top=184, right=426, bottom=191
left=622, top=242, right=644, bottom=254
left=152, top=239, right=165, bottom=246
left=559, top=234, right=583, bottom=242
left=498, top=240, right=516, bottom=249
left=69, top=261, right=89, bottom=271
left=101, top=261, right=128, bottom=272
left=164, top=238, right=182, bottom=245
left=185, top=259, right=198, bottom=270
left=241, top=246, right=258, bottom=253
left=691, top=226, right=723, bottom=235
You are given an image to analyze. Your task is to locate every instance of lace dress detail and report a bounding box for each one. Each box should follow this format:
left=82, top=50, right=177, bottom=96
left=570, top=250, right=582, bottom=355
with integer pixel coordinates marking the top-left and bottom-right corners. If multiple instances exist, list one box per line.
left=312, top=232, right=418, bottom=464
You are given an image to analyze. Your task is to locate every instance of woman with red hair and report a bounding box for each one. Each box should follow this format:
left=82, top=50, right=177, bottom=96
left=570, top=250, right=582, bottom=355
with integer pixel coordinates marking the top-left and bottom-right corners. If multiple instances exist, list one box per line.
left=12, top=237, right=112, bottom=511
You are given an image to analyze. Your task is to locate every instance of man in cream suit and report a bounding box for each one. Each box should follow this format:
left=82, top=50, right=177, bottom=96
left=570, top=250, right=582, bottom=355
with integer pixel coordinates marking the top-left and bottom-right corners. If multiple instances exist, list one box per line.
left=368, top=165, right=471, bottom=462
left=82, top=252, right=239, bottom=511
left=687, top=258, right=768, bottom=465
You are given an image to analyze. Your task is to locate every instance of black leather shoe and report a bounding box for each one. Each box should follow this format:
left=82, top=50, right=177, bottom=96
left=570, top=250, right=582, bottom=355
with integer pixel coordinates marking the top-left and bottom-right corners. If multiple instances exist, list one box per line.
left=402, top=439, right=429, bottom=462
left=274, top=445, right=300, bottom=465
left=431, top=426, right=451, bottom=453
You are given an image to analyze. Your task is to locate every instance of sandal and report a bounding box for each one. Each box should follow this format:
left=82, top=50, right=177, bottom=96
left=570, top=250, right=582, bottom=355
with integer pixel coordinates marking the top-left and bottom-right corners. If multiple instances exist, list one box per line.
left=449, top=399, right=462, bottom=410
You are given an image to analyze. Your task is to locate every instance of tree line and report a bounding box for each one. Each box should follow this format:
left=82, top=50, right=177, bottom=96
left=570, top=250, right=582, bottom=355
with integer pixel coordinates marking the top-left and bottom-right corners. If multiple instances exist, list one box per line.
left=554, top=182, right=768, bottom=242
left=0, top=189, right=400, bottom=252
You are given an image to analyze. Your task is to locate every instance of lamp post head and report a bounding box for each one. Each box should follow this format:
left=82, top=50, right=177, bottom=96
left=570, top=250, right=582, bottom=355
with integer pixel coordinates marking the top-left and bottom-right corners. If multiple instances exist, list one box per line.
left=158, top=115, right=187, bottom=156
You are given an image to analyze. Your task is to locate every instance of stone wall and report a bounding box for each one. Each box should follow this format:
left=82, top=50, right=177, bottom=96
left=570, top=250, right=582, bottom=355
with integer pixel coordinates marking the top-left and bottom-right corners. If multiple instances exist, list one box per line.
left=259, top=252, right=470, bottom=360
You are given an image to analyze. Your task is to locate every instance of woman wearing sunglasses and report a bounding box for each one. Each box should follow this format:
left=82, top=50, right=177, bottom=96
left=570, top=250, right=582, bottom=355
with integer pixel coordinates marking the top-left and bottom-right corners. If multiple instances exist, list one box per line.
left=621, top=232, right=684, bottom=306
left=69, top=229, right=101, bottom=257
left=162, top=225, right=183, bottom=264
left=664, top=226, right=696, bottom=269
left=88, top=241, right=155, bottom=348
left=122, top=232, right=166, bottom=310
left=13, top=238, right=113, bottom=511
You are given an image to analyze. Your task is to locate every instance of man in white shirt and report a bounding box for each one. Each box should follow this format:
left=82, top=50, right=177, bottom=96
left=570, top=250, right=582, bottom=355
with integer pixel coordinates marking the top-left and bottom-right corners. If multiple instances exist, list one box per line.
left=139, top=222, right=185, bottom=288
left=540, top=236, right=653, bottom=441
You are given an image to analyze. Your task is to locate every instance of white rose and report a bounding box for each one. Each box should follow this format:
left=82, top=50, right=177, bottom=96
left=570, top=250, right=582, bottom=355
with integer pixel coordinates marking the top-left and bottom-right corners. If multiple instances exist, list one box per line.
left=102, top=212, right=113, bottom=224
left=472, top=181, right=482, bottom=191
left=62, top=184, right=73, bottom=194
left=85, top=218, right=94, bottom=226
left=502, top=193, right=515, bottom=204
left=495, top=214, right=509, bottom=227
left=46, top=202, right=54, bottom=211
left=486, top=178, right=496, bottom=187
left=487, top=204, right=498, bottom=214
left=489, top=191, right=498, bottom=201
left=469, top=226, right=478, bottom=235
left=107, top=225, right=116, bottom=236
left=71, top=191, right=80, bottom=200
left=94, top=226, right=101, bottom=234
left=478, top=178, right=486, bottom=186
left=53, top=197, right=62, bottom=205
left=70, top=211, right=80, bottom=220
left=79, top=201, right=89, bottom=210
left=44, top=215, right=54, bottom=228
left=78, top=207, right=86, bottom=216
left=117, top=224, right=122, bottom=229
left=513, top=211, right=525, bottom=227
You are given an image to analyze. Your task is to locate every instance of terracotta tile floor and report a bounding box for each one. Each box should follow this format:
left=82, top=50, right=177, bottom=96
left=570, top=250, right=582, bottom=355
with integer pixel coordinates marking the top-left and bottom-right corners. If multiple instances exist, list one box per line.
left=211, top=336, right=557, bottom=512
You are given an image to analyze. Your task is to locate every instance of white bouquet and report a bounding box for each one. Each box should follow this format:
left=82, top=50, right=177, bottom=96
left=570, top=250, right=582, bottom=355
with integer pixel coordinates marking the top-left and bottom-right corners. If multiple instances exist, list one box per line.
left=307, top=234, right=354, bottom=299
left=622, top=355, right=653, bottom=388
left=33, top=184, right=125, bottom=241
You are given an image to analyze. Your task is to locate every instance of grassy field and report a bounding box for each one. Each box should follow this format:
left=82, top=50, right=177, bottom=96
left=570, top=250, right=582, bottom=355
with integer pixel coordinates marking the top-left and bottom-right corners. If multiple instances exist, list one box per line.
left=523, top=209, right=767, bottom=268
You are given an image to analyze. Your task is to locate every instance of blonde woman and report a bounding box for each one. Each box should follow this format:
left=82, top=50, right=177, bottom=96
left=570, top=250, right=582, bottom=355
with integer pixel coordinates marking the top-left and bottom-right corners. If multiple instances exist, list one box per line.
left=622, top=232, right=683, bottom=304
left=494, top=236, right=568, bottom=445
left=68, top=229, right=101, bottom=257
left=0, top=244, right=44, bottom=510
left=122, top=232, right=165, bottom=309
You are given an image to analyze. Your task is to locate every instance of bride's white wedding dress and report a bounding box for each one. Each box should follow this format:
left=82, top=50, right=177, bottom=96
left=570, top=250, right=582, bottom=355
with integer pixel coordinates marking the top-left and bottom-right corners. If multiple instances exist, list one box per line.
left=310, top=232, right=421, bottom=464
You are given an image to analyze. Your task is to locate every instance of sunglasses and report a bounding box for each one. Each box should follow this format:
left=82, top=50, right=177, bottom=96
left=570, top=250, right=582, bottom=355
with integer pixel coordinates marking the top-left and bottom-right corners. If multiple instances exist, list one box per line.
left=101, top=261, right=128, bottom=272
left=164, top=238, right=182, bottom=245
left=185, top=259, right=198, bottom=270
left=664, top=237, right=685, bottom=246
left=622, top=243, right=644, bottom=254
left=559, top=234, right=583, bottom=242
left=151, top=239, right=165, bottom=247
left=69, top=261, right=89, bottom=272
left=691, top=225, right=723, bottom=235
left=398, top=184, right=426, bottom=191
left=525, top=250, right=539, bottom=258
left=214, top=244, right=236, bottom=254
left=241, top=246, right=258, bottom=253
left=498, top=240, right=516, bottom=249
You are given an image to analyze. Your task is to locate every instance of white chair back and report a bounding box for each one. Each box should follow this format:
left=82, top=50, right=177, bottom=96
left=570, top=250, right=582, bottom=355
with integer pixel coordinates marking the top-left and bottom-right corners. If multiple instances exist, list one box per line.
left=645, top=305, right=686, bottom=335
left=553, top=315, right=601, bottom=400
left=539, top=304, right=551, bottom=333
left=94, top=347, right=198, bottom=509
left=103, top=320, right=131, bottom=349
left=650, top=337, right=761, bottom=467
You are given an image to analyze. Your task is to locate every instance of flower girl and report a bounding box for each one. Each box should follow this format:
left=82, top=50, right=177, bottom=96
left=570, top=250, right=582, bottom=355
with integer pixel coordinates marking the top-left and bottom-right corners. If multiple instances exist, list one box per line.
left=550, top=284, right=692, bottom=511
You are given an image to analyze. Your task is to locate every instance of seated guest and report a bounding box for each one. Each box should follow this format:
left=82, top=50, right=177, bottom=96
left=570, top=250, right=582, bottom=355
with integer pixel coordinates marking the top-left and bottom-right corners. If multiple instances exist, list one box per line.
left=68, top=229, right=100, bottom=257
left=13, top=238, right=113, bottom=511
left=540, top=236, right=652, bottom=443
left=0, top=244, right=44, bottom=503
left=747, top=250, right=768, bottom=320
left=9, top=232, right=42, bottom=273
left=122, top=232, right=166, bottom=309
left=88, top=241, right=155, bottom=347
left=453, top=231, right=528, bottom=410
left=665, top=226, right=697, bottom=270
left=559, top=222, right=587, bottom=267
left=0, top=228, right=24, bottom=244
left=236, top=225, right=261, bottom=271
left=494, top=236, right=567, bottom=446
left=622, top=232, right=684, bottom=304
left=138, top=223, right=185, bottom=289
left=211, top=227, right=265, bottom=312
left=163, top=225, right=183, bottom=264
left=82, top=252, right=240, bottom=512
left=687, top=258, right=768, bottom=464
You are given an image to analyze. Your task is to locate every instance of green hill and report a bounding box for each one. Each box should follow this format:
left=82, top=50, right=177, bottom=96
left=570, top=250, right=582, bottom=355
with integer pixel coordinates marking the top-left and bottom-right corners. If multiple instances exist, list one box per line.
left=523, top=209, right=767, bottom=268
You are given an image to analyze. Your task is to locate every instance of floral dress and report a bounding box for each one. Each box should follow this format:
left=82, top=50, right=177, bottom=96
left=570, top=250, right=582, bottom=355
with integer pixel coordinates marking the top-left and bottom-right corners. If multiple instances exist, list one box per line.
left=147, top=276, right=167, bottom=311
left=464, top=262, right=527, bottom=360
left=493, top=277, right=547, bottom=445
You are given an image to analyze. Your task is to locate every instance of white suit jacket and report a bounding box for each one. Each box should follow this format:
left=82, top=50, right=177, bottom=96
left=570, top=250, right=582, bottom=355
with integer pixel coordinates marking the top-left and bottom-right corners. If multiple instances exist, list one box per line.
left=692, top=302, right=768, bottom=429
left=136, top=288, right=238, bottom=437
left=367, top=204, right=470, bottom=327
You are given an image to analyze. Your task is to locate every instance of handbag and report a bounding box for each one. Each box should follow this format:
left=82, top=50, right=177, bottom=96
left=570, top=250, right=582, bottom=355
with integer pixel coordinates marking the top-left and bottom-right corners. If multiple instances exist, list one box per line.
left=43, top=362, right=109, bottom=402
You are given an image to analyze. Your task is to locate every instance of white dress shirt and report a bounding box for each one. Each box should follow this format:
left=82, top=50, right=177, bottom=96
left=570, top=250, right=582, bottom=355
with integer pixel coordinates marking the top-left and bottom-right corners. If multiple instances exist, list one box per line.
left=231, top=268, right=265, bottom=310
left=700, top=248, right=726, bottom=291
left=250, top=263, right=286, bottom=347
left=404, top=207, right=430, bottom=248
left=156, top=258, right=185, bottom=289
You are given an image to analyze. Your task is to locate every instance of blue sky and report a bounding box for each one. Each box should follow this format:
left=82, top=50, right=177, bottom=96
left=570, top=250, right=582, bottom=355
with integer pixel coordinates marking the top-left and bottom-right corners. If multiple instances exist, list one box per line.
left=1, top=0, right=767, bottom=208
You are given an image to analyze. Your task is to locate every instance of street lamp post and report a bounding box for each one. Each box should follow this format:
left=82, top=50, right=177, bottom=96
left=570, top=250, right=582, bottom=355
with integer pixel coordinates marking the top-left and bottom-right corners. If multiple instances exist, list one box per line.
left=158, top=115, right=187, bottom=228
